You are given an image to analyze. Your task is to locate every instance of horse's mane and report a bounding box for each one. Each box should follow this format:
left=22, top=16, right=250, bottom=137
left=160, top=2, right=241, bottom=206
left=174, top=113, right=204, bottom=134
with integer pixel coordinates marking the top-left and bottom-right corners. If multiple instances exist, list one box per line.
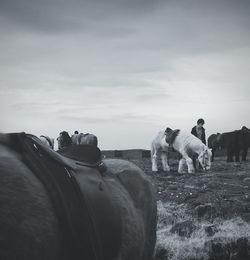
left=0, top=133, right=11, bottom=146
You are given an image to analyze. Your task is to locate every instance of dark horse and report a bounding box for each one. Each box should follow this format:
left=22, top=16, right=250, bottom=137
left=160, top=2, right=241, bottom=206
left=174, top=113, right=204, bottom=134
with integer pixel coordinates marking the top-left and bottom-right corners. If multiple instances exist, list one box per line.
left=207, top=133, right=221, bottom=162
left=57, top=131, right=72, bottom=150
left=59, top=132, right=98, bottom=149
left=219, top=126, right=250, bottom=162
left=0, top=133, right=157, bottom=260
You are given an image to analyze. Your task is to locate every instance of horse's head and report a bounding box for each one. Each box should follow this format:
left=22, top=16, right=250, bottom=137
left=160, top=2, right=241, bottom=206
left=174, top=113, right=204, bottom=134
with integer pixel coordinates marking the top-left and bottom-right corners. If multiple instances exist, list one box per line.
left=198, top=148, right=212, bottom=171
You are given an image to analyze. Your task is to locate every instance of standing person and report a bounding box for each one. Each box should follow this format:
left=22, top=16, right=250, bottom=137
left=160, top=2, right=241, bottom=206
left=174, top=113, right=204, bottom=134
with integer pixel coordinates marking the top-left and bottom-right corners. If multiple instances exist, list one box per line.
left=71, top=130, right=79, bottom=145
left=191, top=118, right=206, bottom=169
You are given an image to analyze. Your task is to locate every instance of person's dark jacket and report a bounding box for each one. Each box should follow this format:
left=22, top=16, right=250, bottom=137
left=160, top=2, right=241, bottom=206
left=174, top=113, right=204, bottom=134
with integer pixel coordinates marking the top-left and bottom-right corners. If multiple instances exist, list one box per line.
left=191, top=126, right=206, bottom=145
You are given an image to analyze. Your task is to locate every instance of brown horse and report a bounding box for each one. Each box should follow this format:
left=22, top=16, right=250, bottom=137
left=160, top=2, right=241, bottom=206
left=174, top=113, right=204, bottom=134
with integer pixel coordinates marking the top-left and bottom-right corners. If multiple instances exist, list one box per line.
left=207, top=133, right=221, bottom=162
left=57, top=131, right=72, bottom=150
left=0, top=133, right=157, bottom=260
left=219, top=127, right=250, bottom=162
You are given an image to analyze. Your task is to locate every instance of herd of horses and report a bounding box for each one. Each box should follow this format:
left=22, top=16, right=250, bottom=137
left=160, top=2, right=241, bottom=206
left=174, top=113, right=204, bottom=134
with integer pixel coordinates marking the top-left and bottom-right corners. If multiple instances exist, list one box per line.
left=208, top=126, right=250, bottom=162
left=39, top=131, right=98, bottom=151
left=151, top=126, right=250, bottom=174
left=0, top=126, right=249, bottom=259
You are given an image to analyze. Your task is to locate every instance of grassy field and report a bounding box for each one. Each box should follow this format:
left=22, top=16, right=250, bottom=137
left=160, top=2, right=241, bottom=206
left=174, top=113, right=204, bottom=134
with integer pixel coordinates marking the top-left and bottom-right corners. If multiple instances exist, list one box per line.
left=103, top=149, right=250, bottom=260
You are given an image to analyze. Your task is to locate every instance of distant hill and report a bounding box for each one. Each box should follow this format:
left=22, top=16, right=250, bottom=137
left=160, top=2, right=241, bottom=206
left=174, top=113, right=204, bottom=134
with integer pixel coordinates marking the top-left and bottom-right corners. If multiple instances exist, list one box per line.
left=102, top=148, right=226, bottom=159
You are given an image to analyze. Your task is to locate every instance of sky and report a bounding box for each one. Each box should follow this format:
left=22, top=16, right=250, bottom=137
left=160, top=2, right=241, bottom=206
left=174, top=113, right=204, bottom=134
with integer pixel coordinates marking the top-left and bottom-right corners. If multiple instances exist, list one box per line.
left=0, top=0, right=250, bottom=149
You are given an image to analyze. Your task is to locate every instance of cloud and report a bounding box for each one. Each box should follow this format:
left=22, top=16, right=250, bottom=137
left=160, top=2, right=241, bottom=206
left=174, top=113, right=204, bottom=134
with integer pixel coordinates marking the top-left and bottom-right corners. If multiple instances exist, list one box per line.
left=0, top=0, right=250, bottom=148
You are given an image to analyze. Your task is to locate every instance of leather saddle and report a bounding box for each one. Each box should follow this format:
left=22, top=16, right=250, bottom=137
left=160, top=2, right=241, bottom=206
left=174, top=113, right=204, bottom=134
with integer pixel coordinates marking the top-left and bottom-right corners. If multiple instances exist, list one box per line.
left=165, top=127, right=180, bottom=145
left=1, top=132, right=122, bottom=260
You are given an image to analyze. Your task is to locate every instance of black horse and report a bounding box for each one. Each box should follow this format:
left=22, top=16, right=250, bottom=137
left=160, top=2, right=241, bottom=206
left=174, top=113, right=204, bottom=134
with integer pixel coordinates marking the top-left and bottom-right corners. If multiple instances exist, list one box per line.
left=57, top=131, right=72, bottom=150
left=0, top=133, right=157, bottom=260
left=207, top=133, right=221, bottom=162
left=219, top=127, right=250, bottom=162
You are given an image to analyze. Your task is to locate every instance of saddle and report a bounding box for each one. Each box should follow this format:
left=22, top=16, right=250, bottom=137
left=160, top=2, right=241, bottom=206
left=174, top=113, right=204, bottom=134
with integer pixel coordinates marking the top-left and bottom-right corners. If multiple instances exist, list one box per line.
left=2, top=133, right=122, bottom=260
left=165, top=127, right=180, bottom=145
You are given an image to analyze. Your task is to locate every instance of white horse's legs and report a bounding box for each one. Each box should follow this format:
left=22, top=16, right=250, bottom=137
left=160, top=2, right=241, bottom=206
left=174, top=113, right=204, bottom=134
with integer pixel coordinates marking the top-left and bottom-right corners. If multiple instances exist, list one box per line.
left=151, top=147, right=170, bottom=172
left=152, top=153, right=158, bottom=172
left=178, top=152, right=195, bottom=174
left=161, top=152, right=170, bottom=172
left=186, top=157, right=195, bottom=173
left=178, top=158, right=186, bottom=173
left=151, top=146, right=158, bottom=172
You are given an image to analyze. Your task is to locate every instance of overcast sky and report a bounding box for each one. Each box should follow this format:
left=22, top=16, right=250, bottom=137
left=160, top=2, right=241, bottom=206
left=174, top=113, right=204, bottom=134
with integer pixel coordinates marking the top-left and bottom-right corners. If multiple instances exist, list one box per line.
left=0, top=0, right=250, bottom=149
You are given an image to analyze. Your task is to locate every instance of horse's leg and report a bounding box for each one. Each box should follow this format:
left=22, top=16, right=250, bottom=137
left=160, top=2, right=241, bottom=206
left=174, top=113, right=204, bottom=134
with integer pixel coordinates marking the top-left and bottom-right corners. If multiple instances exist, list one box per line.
left=178, top=158, right=186, bottom=174
left=151, top=145, right=158, bottom=172
left=161, top=151, right=170, bottom=172
left=181, top=152, right=195, bottom=173
left=235, top=149, right=240, bottom=162
left=227, top=148, right=234, bottom=162
left=242, top=148, right=248, bottom=161
left=192, top=154, right=197, bottom=169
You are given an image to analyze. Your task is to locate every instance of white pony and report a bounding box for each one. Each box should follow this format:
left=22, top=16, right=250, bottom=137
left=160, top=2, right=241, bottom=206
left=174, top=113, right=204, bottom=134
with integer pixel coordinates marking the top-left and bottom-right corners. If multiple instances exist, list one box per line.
left=39, top=135, right=54, bottom=150
left=151, top=129, right=212, bottom=173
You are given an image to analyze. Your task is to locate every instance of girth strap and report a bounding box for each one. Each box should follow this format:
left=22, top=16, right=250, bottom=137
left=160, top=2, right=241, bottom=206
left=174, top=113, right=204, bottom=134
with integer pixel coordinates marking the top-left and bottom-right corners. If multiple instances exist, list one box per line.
left=9, top=133, right=104, bottom=260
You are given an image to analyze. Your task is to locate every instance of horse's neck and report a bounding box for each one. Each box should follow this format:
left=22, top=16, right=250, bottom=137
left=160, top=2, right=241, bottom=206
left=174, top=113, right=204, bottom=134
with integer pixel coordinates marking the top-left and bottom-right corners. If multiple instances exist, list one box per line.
left=193, top=143, right=206, bottom=155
